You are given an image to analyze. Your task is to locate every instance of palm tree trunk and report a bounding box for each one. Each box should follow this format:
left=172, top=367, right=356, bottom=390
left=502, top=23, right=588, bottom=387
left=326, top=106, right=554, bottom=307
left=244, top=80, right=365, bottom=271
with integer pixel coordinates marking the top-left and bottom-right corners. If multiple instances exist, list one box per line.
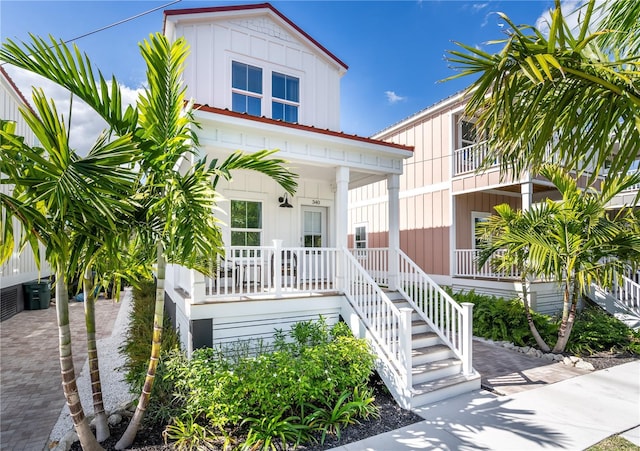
left=553, top=281, right=580, bottom=353
left=55, top=268, right=104, bottom=451
left=115, top=243, right=165, bottom=450
left=83, top=268, right=110, bottom=442
left=521, top=275, right=550, bottom=352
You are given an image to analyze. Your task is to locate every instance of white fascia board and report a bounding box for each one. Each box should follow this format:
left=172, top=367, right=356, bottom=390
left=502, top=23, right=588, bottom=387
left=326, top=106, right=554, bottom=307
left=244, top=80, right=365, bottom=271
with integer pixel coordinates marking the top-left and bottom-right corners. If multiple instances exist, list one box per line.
left=193, top=109, right=413, bottom=172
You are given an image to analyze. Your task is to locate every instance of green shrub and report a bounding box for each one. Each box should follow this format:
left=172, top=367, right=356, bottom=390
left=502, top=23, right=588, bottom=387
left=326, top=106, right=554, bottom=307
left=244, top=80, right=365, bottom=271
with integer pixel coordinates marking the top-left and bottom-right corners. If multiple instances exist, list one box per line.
left=566, top=306, right=638, bottom=355
left=451, top=289, right=638, bottom=356
left=164, top=317, right=377, bottom=449
left=119, top=279, right=180, bottom=422
left=451, top=290, right=556, bottom=346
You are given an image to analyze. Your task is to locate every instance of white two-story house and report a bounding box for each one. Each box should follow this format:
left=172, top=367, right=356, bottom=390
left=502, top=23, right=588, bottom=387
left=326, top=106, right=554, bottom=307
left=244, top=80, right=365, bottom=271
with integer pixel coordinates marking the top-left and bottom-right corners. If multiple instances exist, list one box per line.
left=0, top=66, right=51, bottom=321
left=162, top=3, right=480, bottom=409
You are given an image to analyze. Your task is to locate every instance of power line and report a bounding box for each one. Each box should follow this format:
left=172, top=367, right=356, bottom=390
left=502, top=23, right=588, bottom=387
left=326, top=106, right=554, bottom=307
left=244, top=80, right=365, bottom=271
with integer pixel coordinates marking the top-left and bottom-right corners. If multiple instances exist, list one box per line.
left=0, top=0, right=182, bottom=66
left=62, top=0, right=182, bottom=45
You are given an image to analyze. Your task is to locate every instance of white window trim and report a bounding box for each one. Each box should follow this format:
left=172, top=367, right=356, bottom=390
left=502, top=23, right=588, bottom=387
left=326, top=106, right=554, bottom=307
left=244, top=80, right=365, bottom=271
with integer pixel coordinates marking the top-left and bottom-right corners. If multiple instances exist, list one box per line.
left=471, top=211, right=490, bottom=250
left=228, top=54, right=303, bottom=121
left=230, top=199, right=263, bottom=247
left=354, top=222, right=368, bottom=249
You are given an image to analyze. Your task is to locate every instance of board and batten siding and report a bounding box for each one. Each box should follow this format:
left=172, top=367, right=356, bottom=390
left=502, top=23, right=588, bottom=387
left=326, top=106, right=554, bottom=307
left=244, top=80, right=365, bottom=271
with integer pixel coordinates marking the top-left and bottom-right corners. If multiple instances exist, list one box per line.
left=216, top=170, right=336, bottom=248
left=175, top=15, right=341, bottom=131
left=454, top=191, right=521, bottom=250
left=348, top=99, right=457, bottom=276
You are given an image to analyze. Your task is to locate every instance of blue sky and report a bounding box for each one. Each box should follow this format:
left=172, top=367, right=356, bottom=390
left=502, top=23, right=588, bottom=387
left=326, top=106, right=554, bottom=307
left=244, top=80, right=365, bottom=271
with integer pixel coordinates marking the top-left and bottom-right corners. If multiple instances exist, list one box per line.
left=1, top=0, right=556, bottom=146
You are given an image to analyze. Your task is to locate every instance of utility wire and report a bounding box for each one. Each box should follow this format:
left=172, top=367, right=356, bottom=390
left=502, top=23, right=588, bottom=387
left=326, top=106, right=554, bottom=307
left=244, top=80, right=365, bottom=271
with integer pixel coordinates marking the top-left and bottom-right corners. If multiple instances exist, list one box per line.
left=62, top=0, right=181, bottom=45
left=0, top=0, right=181, bottom=66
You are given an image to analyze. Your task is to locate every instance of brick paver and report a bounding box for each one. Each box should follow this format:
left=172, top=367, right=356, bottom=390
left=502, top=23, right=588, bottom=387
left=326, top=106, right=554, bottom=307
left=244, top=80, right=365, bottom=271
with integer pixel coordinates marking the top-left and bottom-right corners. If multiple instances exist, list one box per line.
left=0, top=295, right=122, bottom=451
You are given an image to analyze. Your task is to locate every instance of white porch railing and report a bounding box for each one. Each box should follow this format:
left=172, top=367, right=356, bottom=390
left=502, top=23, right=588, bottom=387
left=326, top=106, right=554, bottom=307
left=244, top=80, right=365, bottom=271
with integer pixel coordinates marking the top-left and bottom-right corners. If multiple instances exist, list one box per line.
left=343, top=250, right=412, bottom=392
left=170, top=243, right=341, bottom=299
left=455, top=249, right=520, bottom=280
left=397, top=249, right=474, bottom=375
left=453, top=141, right=496, bottom=175
left=352, top=248, right=474, bottom=376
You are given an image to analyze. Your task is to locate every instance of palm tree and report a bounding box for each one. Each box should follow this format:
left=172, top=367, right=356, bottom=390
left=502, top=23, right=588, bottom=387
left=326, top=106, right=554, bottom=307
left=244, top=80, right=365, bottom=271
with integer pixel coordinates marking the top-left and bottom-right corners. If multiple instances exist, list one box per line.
left=2, top=32, right=298, bottom=448
left=0, top=89, right=139, bottom=450
left=1, top=36, right=143, bottom=443
left=476, top=203, right=552, bottom=352
left=445, top=0, right=640, bottom=179
left=477, top=164, right=640, bottom=353
left=115, top=33, right=298, bottom=449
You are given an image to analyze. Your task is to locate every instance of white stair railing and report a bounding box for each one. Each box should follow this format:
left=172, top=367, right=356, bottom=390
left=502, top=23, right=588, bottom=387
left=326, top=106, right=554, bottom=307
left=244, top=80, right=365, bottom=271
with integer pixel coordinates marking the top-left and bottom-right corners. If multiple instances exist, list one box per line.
left=342, top=249, right=412, bottom=392
left=609, top=272, right=640, bottom=311
left=397, top=249, right=474, bottom=375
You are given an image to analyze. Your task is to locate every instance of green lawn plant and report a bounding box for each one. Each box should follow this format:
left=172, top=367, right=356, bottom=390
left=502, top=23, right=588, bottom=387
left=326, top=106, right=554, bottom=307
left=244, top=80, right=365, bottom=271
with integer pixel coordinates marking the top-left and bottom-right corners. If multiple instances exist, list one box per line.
left=162, top=317, right=378, bottom=449
left=452, top=290, right=640, bottom=357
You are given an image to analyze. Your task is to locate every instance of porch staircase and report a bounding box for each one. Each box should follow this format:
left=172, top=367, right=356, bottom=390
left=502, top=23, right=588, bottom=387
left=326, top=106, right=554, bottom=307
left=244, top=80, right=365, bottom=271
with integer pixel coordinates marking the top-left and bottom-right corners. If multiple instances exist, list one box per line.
left=590, top=273, right=640, bottom=331
left=343, top=248, right=480, bottom=409
left=387, top=290, right=482, bottom=407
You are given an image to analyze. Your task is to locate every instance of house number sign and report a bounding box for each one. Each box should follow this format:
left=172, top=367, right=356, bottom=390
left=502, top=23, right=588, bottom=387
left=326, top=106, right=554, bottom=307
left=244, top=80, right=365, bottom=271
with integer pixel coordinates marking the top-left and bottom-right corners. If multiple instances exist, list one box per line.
left=312, top=199, right=321, bottom=205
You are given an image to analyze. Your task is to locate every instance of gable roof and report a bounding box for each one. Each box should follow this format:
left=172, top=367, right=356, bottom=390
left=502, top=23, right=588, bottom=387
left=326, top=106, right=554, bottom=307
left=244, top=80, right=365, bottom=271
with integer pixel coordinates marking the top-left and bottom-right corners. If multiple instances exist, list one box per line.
left=0, top=65, right=36, bottom=116
left=164, top=2, right=348, bottom=71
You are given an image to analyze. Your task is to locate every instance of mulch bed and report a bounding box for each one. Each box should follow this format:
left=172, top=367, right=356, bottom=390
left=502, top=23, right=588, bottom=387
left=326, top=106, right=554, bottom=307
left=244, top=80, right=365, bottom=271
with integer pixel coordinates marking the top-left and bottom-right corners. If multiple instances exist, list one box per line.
left=72, top=353, right=639, bottom=450
left=71, top=374, right=424, bottom=450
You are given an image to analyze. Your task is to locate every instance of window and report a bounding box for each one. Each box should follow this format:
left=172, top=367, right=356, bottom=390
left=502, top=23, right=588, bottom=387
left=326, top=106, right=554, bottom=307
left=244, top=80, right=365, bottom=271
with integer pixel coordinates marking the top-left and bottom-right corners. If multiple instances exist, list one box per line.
left=272, top=72, right=299, bottom=123
left=460, top=120, right=477, bottom=148
left=232, top=61, right=262, bottom=116
left=471, top=212, right=490, bottom=249
left=231, top=200, right=262, bottom=246
left=303, top=210, right=323, bottom=248
left=354, top=225, right=367, bottom=249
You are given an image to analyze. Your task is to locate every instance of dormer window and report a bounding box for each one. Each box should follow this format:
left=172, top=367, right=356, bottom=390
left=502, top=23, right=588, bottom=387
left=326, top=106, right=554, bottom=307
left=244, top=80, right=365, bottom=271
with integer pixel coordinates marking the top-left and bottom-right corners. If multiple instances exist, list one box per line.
left=272, top=72, right=299, bottom=123
left=232, top=61, right=262, bottom=116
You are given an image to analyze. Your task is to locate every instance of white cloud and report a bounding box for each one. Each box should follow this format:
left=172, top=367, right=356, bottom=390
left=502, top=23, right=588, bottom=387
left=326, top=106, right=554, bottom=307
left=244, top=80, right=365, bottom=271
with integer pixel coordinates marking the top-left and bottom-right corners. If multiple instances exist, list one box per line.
left=535, top=0, right=606, bottom=37
left=4, top=65, right=142, bottom=156
left=385, top=90, right=406, bottom=104
left=472, top=3, right=489, bottom=12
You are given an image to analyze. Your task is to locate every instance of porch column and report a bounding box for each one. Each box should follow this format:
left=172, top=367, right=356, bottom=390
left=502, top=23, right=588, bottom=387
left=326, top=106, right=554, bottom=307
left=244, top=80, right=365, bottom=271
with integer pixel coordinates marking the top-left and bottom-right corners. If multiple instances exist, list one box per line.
left=388, top=174, right=400, bottom=290
left=335, top=167, right=349, bottom=292
left=335, top=167, right=350, bottom=249
left=521, top=174, right=532, bottom=211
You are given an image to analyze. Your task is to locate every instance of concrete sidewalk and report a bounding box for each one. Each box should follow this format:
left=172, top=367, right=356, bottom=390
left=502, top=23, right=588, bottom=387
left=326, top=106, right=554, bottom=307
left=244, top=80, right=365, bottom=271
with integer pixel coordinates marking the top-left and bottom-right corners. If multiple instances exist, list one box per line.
left=331, top=361, right=640, bottom=450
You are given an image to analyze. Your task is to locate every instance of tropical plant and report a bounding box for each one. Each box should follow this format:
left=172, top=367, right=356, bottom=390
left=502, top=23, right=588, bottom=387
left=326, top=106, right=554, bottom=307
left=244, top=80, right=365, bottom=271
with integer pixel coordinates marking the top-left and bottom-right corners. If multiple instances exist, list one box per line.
left=476, top=164, right=640, bottom=353
left=241, top=410, right=311, bottom=450
left=477, top=204, right=553, bottom=351
left=0, top=91, right=139, bottom=451
left=1, top=34, right=146, bottom=445
left=163, top=415, right=218, bottom=451
left=115, top=33, right=298, bottom=449
left=2, top=31, right=298, bottom=448
left=445, top=0, right=640, bottom=180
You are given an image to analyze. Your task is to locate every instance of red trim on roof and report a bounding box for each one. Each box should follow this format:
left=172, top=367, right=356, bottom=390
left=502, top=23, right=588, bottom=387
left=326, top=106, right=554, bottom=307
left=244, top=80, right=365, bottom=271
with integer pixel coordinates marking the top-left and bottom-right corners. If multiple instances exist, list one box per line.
left=164, top=2, right=348, bottom=70
left=0, top=65, right=36, bottom=116
left=194, top=103, right=414, bottom=152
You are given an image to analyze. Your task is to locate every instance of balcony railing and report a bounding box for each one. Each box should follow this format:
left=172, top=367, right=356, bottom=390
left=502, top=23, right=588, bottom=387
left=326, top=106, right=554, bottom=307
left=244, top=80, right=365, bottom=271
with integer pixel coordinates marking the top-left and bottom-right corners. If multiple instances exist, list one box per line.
left=453, top=141, right=497, bottom=176
left=455, top=249, right=520, bottom=280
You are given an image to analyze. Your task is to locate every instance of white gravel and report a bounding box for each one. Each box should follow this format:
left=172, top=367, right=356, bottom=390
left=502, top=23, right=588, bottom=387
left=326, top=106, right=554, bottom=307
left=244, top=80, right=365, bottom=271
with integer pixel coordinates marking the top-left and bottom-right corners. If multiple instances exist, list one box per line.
left=48, top=288, right=136, bottom=445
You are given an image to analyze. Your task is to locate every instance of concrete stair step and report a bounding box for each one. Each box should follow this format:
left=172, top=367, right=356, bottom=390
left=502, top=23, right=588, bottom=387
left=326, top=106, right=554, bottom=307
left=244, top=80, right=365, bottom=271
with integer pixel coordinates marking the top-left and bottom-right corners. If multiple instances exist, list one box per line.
left=412, top=331, right=441, bottom=348
left=412, top=344, right=454, bottom=365
left=412, top=357, right=462, bottom=385
left=411, top=372, right=481, bottom=408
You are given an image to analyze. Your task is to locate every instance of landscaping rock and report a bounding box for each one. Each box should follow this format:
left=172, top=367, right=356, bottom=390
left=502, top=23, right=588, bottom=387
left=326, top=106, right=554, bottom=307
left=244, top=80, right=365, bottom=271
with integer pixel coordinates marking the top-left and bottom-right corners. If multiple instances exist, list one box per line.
left=108, top=413, right=123, bottom=426
left=575, top=360, right=595, bottom=371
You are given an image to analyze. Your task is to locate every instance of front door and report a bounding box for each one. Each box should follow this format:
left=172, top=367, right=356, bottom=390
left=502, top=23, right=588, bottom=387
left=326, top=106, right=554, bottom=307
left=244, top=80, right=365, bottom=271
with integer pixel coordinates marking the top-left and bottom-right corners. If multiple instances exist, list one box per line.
left=301, top=206, right=328, bottom=283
